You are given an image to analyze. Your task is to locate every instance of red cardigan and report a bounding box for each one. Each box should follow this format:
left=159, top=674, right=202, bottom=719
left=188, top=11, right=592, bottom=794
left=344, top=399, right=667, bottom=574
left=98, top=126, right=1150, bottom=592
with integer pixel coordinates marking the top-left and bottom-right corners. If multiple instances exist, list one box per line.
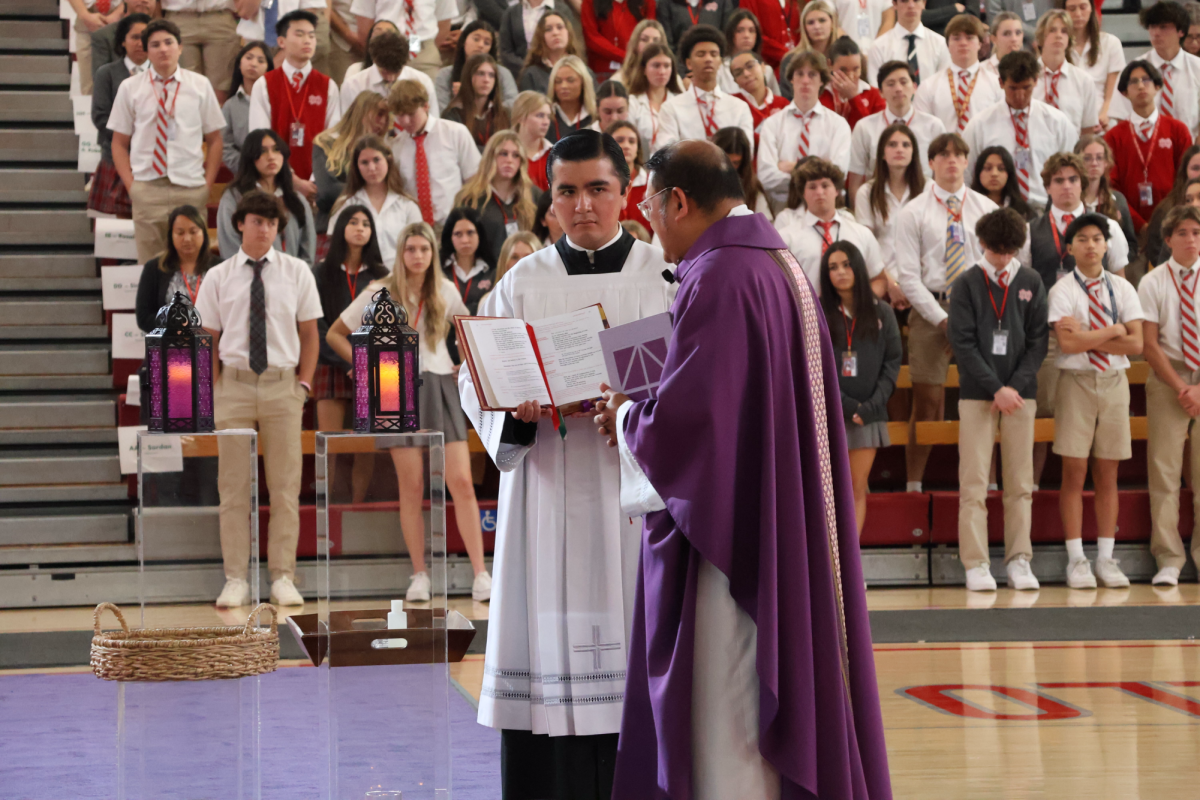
left=581, top=0, right=655, bottom=76
left=820, top=86, right=886, bottom=130
left=737, top=0, right=799, bottom=69
left=262, top=67, right=331, bottom=180
left=1105, top=116, right=1193, bottom=231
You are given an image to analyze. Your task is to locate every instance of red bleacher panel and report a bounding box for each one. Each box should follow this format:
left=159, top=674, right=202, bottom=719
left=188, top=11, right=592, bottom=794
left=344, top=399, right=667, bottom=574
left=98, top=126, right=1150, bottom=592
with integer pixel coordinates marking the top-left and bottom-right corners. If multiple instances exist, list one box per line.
left=861, top=492, right=930, bottom=545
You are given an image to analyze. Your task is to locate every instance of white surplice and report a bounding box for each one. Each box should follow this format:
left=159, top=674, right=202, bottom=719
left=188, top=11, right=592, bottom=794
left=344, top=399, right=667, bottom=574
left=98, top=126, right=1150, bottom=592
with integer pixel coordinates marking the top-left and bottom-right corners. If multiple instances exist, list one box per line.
left=460, top=234, right=676, bottom=737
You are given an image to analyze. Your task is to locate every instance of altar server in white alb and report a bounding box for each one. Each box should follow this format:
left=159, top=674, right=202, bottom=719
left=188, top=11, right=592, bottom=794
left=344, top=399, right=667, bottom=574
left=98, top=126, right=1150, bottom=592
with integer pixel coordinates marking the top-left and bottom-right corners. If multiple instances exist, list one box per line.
left=654, top=25, right=754, bottom=153
left=458, top=130, right=675, bottom=800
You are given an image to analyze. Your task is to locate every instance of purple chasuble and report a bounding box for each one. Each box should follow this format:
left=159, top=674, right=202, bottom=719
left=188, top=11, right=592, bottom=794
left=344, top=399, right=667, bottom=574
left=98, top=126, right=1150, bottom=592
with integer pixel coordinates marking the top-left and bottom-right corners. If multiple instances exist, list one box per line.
left=611, top=213, right=892, bottom=800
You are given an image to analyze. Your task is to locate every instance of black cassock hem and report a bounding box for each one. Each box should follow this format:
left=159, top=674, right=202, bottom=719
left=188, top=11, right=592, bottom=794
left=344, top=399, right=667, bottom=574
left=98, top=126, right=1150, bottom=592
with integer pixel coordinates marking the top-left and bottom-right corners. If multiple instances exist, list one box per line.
left=500, top=728, right=619, bottom=800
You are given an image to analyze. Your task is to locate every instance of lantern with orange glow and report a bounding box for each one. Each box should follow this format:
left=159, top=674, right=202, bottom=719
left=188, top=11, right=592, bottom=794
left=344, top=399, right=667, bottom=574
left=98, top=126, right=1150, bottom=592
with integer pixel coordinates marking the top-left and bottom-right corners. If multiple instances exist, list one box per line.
left=145, top=291, right=214, bottom=433
left=350, top=287, right=420, bottom=432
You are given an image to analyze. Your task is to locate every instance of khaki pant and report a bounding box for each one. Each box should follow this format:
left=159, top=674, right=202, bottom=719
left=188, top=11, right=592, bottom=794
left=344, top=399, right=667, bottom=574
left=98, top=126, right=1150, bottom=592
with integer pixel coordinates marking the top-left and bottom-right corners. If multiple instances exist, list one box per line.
left=958, top=398, right=1036, bottom=569
left=408, top=37, right=443, bottom=80
left=74, top=15, right=95, bottom=95
left=1145, top=365, right=1200, bottom=570
left=907, top=300, right=953, bottom=386
left=166, top=9, right=239, bottom=94
left=1034, top=336, right=1060, bottom=419
left=215, top=367, right=306, bottom=581
left=325, top=36, right=361, bottom=84
left=128, top=178, right=210, bottom=264
left=309, top=9, right=333, bottom=80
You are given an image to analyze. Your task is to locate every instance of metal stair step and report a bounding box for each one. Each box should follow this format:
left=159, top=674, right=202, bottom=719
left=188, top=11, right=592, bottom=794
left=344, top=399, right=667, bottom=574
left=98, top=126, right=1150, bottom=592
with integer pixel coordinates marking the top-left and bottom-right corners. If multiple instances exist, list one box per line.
left=0, top=428, right=118, bottom=445
left=0, top=169, right=86, bottom=203
left=0, top=451, right=121, bottom=486
left=0, top=375, right=112, bottom=391
left=0, top=91, right=72, bottom=124
left=0, top=396, right=115, bottom=429
left=0, top=0, right=63, bottom=17
left=0, top=55, right=69, bottom=86
left=0, top=542, right=138, bottom=567
left=0, top=325, right=110, bottom=340
left=0, top=482, right=130, bottom=504
left=0, top=344, right=109, bottom=376
left=0, top=254, right=96, bottom=279
left=0, top=299, right=103, bottom=326
left=0, top=129, right=79, bottom=163
left=0, top=21, right=67, bottom=52
left=0, top=278, right=102, bottom=291
left=0, top=210, right=92, bottom=246
left=0, top=512, right=129, bottom=546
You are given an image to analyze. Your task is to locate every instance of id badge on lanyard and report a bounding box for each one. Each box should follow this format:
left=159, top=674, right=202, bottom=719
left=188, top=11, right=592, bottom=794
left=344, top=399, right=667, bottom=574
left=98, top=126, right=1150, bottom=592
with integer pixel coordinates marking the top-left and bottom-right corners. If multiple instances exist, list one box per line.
left=290, top=121, right=306, bottom=148
left=857, top=14, right=871, bottom=38
left=992, top=330, right=1009, bottom=356
left=1014, top=147, right=1032, bottom=174
left=842, top=351, right=857, bottom=377
left=1021, top=1, right=1036, bottom=19
left=1139, top=182, right=1154, bottom=206
left=166, top=118, right=178, bottom=141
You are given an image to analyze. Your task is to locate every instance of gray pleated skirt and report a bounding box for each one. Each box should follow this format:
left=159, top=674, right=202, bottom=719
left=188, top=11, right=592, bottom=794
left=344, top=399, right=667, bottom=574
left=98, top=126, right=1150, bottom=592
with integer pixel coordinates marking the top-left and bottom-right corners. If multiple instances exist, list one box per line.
left=845, top=419, right=890, bottom=451
left=420, top=372, right=468, bottom=443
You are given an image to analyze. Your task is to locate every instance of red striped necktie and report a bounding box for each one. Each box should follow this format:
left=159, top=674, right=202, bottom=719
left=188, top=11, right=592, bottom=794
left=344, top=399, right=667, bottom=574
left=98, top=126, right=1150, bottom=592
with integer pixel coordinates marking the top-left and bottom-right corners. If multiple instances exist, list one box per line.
left=413, top=130, right=435, bottom=225
left=1162, top=62, right=1175, bottom=118
left=1044, top=69, right=1061, bottom=109
left=794, top=109, right=813, bottom=158
left=1181, top=267, right=1200, bottom=370
left=1086, top=278, right=1110, bottom=371
left=815, top=219, right=835, bottom=254
left=1011, top=108, right=1030, bottom=200
left=152, top=74, right=175, bottom=177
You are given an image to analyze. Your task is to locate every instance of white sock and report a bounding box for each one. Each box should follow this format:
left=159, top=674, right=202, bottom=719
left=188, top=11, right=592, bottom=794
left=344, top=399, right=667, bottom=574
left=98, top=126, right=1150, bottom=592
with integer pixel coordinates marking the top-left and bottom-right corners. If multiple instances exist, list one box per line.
left=1097, top=537, right=1115, bottom=560
left=906, top=481, right=922, bottom=493
left=1066, top=538, right=1085, bottom=562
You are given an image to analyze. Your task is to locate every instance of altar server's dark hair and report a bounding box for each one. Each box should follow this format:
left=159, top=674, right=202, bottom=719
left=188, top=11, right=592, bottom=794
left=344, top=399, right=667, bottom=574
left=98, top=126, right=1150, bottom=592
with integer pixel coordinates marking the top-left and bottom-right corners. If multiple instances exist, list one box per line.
left=644, top=141, right=744, bottom=213
left=546, top=130, right=631, bottom=192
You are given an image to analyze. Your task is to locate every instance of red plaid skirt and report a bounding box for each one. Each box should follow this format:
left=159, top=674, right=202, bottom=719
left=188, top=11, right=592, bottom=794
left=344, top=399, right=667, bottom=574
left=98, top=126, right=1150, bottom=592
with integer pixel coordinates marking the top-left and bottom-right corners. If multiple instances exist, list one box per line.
left=314, top=363, right=355, bottom=400
left=88, top=158, right=132, bottom=217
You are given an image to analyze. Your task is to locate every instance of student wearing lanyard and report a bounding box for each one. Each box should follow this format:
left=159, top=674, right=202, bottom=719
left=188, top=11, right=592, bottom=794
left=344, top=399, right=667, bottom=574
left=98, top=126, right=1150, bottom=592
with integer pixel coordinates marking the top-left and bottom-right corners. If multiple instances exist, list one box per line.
left=656, top=25, right=755, bottom=152
left=442, top=53, right=512, bottom=151
left=441, top=206, right=498, bottom=314
left=328, top=222, right=493, bottom=602
left=328, top=134, right=424, bottom=268
left=626, top=42, right=684, bottom=153
left=1047, top=213, right=1144, bottom=590
left=819, top=36, right=886, bottom=130
left=948, top=207, right=1048, bottom=593
left=819, top=242, right=902, bottom=536
left=135, top=204, right=212, bottom=334
left=913, top=14, right=1003, bottom=138
left=544, top=54, right=598, bottom=141
left=1138, top=205, right=1200, bottom=587
left=454, top=130, right=544, bottom=263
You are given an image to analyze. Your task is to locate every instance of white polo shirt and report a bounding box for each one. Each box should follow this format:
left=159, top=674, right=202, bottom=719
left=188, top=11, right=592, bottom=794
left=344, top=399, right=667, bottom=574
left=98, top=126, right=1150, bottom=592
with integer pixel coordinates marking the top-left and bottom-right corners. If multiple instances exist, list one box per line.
left=865, top=23, right=951, bottom=88
left=340, top=276, right=468, bottom=374
left=912, top=61, right=1003, bottom=135
left=757, top=102, right=852, bottom=207
left=107, top=65, right=225, bottom=187
left=961, top=99, right=1077, bottom=207
left=777, top=208, right=884, bottom=289
left=1072, top=32, right=1125, bottom=112
left=1138, top=257, right=1200, bottom=363
left=328, top=188, right=424, bottom=269
left=195, top=247, right=324, bottom=371
left=390, top=116, right=482, bottom=226
left=338, top=63, right=439, bottom=118
left=349, top=0, right=457, bottom=44
left=654, top=84, right=755, bottom=155
left=1048, top=268, right=1143, bottom=371
left=247, top=60, right=342, bottom=133
left=1034, top=60, right=1100, bottom=136
left=160, top=0, right=233, bottom=11
left=1048, top=203, right=1129, bottom=273
left=848, top=105, right=944, bottom=178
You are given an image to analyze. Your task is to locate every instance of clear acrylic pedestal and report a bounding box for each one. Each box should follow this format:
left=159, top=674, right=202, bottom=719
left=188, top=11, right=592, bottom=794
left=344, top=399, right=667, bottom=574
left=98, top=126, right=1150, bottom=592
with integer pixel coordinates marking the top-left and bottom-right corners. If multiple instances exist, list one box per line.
left=308, top=431, right=457, bottom=800
left=119, top=429, right=263, bottom=800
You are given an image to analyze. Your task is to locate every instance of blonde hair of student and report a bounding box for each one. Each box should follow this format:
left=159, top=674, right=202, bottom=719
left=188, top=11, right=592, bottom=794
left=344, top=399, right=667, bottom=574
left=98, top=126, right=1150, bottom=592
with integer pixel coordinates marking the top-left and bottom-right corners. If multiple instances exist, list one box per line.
left=314, top=92, right=392, bottom=178
left=511, top=90, right=553, bottom=139
left=1035, top=10, right=1077, bottom=64
left=455, top=131, right=540, bottom=230
left=547, top=54, right=598, bottom=119
left=524, top=11, right=584, bottom=68
left=496, top=231, right=544, bottom=282
left=388, top=78, right=430, bottom=116
left=376, top=222, right=450, bottom=341
left=990, top=11, right=1024, bottom=54
left=617, top=19, right=668, bottom=85
left=332, top=134, right=414, bottom=216
left=797, top=0, right=842, bottom=55
left=1073, top=134, right=1121, bottom=220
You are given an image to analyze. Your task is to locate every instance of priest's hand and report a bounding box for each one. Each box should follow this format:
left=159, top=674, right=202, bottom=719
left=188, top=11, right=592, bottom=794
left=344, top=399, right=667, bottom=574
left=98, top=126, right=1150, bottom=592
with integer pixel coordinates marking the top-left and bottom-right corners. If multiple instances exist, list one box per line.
left=594, top=384, right=630, bottom=448
left=512, top=401, right=554, bottom=423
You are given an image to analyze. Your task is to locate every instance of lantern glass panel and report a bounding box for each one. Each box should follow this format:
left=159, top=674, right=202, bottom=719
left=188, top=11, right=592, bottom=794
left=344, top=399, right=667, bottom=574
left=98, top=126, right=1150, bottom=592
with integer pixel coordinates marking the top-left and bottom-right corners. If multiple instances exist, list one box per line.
left=378, top=350, right=401, bottom=413
left=167, top=346, right=193, bottom=420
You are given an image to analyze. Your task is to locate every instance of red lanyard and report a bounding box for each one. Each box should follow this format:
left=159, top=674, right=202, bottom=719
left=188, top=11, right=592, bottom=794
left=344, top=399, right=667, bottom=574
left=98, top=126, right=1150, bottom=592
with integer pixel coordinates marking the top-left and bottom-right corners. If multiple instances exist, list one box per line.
left=1049, top=216, right=1073, bottom=259
left=935, top=194, right=964, bottom=224
left=1131, top=116, right=1161, bottom=181
left=686, top=2, right=700, bottom=24
left=694, top=85, right=719, bottom=137
left=840, top=305, right=856, bottom=349
left=1168, top=263, right=1197, bottom=309
left=493, top=194, right=513, bottom=225
left=155, top=74, right=181, bottom=120
left=986, top=270, right=1012, bottom=324
left=182, top=273, right=201, bottom=305
left=452, top=268, right=474, bottom=303
left=415, top=299, right=424, bottom=327
left=283, top=68, right=309, bottom=123
left=345, top=265, right=361, bottom=299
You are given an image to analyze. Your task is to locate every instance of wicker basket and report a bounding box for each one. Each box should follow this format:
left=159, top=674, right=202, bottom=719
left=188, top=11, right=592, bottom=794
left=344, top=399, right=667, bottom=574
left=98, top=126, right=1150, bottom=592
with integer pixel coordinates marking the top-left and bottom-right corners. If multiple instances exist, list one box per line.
left=91, top=602, right=280, bottom=682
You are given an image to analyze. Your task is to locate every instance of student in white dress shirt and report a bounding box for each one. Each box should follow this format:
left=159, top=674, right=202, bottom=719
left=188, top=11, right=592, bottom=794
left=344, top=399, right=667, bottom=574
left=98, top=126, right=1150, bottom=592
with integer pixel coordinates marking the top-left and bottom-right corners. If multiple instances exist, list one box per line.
left=980, top=10, right=1022, bottom=80
left=865, top=0, right=951, bottom=88
left=108, top=19, right=225, bottom=263
left=328, top=134, right=424, bottom=267
left=1063, top=0, right=1124, bottom=129
left=777, top=157, right=886, bottom=293
left=849, top=60, right=944, bottom=202
left=757, top=50, right=852, bottom=208
left=612, top=18, right=666, bottom=86
left=1046, top=212, right=1142, bottom=590
left=961, top=51, right=1076, bottom=211
left=913, top=14, right=1003, bottom=136
left=626, top=42, right=684, bottom=153
left=836, top=0, right=891, bottom=54
left=338, top=30, right=440, bottom=118
left=511, top=90, right=555, bottom=190
left=655, top=25, right=755, bottom=152
left=716, top=10, right=783, bottom=96
left=854, top=121, right=926, bottom=305
left=196, top=190, right=324, bottom=610
left=895, top=132, right=999, bottom=492
left=1033, top=10, right=1099, bottom=137
left=351, top=0, right=457, bottom=79
left=1110, top=1, right=1200, bottom=137
left=388, top=78, right=483, bottom=227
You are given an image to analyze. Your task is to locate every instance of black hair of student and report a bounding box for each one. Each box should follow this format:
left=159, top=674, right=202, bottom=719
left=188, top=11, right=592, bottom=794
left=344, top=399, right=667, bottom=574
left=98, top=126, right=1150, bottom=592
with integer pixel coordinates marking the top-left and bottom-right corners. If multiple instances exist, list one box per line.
left=232, top=189, right=288, bottom=230
left=819, top=242, right=879, bottom=342
left=678, top=24, right=727, bottom=61
left=1140, top=0, right=1190, bottom=35
left=276, top=9, right=318, bottom=38
left=711, top=126, right=765, bottom=212
left=827, top=35, right=861, bottom=61
left=141, top=18, right=181, bottom=49
left=233, top=129, right=308, bottom=230
left=644, top=140, right=745, bottom=212
left=114, top=13, right=152, bottom=58
left=369, top=31, right=412, bottom=73
left=318, top=204, right=388, bottom=311
left=997, top=50, right=1039, bottom=83
left=228, top=40, right=274, bottom=97
left=1064, top=212, right=1112, bottom=244
left=546, top=130, right=631, bottom=192
left=440, top=207, right=497, bottom=271
left=875, top=59, right=914, bottom=88
left=975, top=207, right=1028, bottom=254
left=451, top=20, right=499, bottom=82
left=532, top=190, right=554, bottom=241
left=1118, top=59, right=1163, bottom=93
left=158, top=205, right=212, bottom=275
left=593, top=0, right=646, bottom=23
left=724, top=9, right=764, bottom=54
left=596, top=79, right=629, bottom=101
left=970, top=145, right=1034, bottom=221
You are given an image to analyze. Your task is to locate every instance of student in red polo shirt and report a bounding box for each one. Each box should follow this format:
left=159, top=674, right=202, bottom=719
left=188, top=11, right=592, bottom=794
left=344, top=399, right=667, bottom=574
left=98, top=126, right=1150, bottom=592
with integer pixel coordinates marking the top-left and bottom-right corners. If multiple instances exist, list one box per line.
left=581, top=0, right=656, bottom=77
left=249, top=10, right=342, bottom=200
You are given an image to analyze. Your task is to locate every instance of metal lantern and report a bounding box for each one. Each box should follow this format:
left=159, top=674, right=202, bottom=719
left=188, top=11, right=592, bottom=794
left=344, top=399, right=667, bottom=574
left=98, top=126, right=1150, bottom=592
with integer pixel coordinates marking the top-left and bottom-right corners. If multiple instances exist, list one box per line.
left=145, top=291, right=214, bottom=433
left=350, top=287, right=421, bottom=432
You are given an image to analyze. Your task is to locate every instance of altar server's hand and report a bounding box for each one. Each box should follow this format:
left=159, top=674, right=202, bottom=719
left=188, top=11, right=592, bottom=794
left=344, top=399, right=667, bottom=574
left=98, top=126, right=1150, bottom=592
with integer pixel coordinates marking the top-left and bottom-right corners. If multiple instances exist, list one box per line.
left=512, top=400, right=553, bottom=423
left=594, top=384, right=630, bottom=448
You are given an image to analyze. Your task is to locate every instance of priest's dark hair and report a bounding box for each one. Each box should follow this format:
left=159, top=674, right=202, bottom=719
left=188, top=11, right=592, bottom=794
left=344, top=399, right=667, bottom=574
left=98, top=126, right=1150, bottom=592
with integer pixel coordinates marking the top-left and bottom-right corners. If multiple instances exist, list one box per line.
left=818, top=241, right=879, bottom=342
left=1064, top=212, right=1112, bottom=244
left=644, top=141, right=744, bottom=212
left=546, top=130, right=631, bottom=192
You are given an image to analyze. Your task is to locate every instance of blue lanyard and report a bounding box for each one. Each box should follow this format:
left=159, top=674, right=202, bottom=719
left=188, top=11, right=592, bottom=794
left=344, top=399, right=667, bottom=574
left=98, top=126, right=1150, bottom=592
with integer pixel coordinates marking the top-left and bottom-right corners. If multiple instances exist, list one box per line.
left=1072, top=269, right=1117, bottom=325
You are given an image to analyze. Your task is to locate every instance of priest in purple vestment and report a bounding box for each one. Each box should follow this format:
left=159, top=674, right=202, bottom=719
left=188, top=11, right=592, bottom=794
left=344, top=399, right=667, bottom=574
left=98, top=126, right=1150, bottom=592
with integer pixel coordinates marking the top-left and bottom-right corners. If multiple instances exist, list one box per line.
left=593, top=141, right=892, bottom=800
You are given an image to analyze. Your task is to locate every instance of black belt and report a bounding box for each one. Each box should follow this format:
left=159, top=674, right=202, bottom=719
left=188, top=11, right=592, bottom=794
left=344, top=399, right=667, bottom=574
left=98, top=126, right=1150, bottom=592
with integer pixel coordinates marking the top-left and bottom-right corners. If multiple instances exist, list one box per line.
left=931, top=290, right=951, bottom=302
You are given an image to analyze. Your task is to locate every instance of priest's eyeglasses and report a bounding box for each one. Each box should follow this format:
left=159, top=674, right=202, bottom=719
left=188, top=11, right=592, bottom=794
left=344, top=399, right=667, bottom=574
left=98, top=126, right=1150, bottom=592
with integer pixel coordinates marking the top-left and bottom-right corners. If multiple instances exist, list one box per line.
left=638, top=185, right=676, bottom=217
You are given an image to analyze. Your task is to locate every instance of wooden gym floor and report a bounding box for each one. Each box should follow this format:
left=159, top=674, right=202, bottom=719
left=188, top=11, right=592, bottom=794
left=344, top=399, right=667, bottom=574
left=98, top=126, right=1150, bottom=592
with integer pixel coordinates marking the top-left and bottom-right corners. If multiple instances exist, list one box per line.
left=3, top=586, right=1198, bottom=798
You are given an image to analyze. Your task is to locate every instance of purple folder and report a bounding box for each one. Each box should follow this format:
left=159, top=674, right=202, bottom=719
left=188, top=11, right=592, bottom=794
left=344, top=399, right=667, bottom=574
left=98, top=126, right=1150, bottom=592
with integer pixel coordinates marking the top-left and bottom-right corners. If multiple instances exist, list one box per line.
left=598, top=312, right=673, bottom=402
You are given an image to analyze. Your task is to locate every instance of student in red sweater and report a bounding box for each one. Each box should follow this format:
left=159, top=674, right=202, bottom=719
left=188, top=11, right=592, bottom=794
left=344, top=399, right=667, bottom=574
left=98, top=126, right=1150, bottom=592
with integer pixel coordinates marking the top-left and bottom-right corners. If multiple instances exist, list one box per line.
left=581, top=0, right=657, bottom=78
left=820, top=36, right=885, bottom=129
left=1105, top=59, right=1193, bottom=231
left=737, top=0, right=800, bottom=69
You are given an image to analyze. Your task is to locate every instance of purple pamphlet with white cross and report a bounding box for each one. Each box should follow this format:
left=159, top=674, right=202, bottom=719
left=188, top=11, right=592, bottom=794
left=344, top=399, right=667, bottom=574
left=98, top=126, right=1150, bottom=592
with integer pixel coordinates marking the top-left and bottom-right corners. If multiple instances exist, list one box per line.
left=598, top=312, right=673, bottom=402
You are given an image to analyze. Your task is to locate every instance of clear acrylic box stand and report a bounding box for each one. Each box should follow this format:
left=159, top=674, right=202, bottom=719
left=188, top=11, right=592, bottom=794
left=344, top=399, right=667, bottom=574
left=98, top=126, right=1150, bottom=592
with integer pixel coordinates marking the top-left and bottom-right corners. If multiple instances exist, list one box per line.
left=313, top=431, right=454, bottom=800
left=120, top=429, right=262, bottom=800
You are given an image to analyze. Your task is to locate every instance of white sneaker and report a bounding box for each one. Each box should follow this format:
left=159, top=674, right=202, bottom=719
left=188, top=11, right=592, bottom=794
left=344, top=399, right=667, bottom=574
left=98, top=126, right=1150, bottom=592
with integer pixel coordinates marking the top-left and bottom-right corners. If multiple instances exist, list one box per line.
left=269, top=576, right=304, bottom=606
left=1006, top=556, right=1040, bottom=590
left=472, top=570, right=492, bottom=602
left=1095, top=557, right=1130, bottom=588
left=1066, top=558, right=1097, bottom=589
left=216, top=578, right=250, bottom=608
left=407, top=571, right=431, bottom=602
left=1152, top=566, right=1181, bottom=586
left=965, top=564, right=997, bottom=592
